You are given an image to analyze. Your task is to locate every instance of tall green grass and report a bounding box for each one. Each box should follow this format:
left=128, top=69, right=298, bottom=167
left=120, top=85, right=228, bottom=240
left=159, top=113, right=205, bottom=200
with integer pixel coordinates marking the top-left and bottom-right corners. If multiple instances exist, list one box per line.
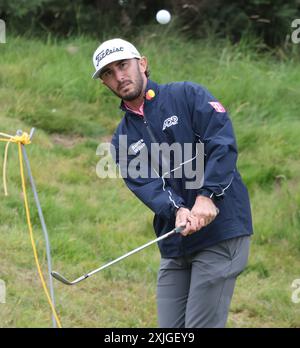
left=0, top=32, right=300, bottom=327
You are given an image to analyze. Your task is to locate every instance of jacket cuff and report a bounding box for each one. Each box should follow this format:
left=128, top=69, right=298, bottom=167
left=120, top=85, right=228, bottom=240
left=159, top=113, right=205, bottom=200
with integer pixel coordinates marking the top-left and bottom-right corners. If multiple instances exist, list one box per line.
left=197, top=188, right=223, bottom=201
left=171, top=200, right=186, bottom=216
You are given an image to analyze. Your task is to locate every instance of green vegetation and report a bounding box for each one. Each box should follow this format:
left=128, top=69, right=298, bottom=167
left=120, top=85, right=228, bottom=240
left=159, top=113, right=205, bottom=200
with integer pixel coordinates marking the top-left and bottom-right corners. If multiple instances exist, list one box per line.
left=1, top=0, right=299, bottom=46
left=0, top=32, right=300, bottom=327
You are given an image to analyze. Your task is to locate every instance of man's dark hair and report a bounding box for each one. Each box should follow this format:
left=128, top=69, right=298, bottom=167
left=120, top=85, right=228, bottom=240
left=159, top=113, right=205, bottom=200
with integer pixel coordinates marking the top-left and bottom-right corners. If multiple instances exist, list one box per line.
left=135, top=58, right=150, bottom=78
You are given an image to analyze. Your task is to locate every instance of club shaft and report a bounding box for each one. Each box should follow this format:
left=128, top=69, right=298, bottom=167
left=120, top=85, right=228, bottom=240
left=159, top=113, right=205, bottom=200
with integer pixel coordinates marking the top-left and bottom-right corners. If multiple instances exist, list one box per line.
left=90, top=229, right=176, bottom=276
left=52, top=226, right=184, bottom=285
left=73, top=229, right=177, bottom=283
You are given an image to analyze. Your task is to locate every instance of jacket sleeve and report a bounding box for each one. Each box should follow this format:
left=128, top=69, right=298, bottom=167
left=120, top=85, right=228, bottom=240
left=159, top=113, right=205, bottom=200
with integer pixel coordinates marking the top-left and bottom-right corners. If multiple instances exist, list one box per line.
left=185, top=82, right=238, bottom=200
left=110, top=134, right=186, bottom=219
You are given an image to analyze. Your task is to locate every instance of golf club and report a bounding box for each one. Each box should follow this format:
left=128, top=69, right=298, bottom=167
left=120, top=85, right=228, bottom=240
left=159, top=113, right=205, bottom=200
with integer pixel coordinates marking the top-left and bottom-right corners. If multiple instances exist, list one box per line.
left=51, top=225, right=185, bottom=286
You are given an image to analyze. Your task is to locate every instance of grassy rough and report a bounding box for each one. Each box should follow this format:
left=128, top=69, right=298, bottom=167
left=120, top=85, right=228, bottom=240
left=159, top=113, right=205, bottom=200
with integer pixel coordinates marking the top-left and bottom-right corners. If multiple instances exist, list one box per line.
left=0, top=32, right=300, bottom=327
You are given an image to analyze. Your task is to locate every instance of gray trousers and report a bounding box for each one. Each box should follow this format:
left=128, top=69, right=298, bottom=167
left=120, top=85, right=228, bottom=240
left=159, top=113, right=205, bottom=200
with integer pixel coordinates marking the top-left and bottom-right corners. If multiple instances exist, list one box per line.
left=156, top=235, right=250, bottom=328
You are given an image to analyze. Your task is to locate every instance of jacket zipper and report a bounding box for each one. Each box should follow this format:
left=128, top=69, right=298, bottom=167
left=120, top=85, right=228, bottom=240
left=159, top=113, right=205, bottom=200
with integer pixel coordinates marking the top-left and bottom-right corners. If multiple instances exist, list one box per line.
left=143, top=112, right=181, bottom=192
left=143, top=112, right=168, bottom=176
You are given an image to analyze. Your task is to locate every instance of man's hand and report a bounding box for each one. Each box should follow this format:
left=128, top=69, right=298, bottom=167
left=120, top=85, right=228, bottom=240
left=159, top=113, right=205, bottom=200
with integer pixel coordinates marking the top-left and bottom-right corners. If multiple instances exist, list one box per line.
left=175, top=207, right=190, bottom=233
left=190, top=195, right=219, bottom=231
left=175, top=207, right=203, bottom=237
left=175, top=196, right=219, bottom=237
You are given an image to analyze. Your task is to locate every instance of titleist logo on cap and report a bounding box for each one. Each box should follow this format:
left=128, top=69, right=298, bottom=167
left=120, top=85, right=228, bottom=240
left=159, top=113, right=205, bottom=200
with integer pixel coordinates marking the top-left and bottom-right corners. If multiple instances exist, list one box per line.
left=95, top=47, right=124, bottom=66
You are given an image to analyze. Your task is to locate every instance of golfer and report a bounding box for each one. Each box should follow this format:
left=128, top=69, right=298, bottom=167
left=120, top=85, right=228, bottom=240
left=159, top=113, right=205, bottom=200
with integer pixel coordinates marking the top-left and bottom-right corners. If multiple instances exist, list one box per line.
left=92, top=38, right=253, bottom=328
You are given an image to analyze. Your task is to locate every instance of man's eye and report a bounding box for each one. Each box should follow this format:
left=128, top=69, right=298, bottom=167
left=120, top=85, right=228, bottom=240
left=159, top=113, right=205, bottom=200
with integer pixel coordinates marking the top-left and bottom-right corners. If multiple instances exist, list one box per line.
left=120, top=62, right=128, bottom=69
left=102, top=71, right=112, bottom=78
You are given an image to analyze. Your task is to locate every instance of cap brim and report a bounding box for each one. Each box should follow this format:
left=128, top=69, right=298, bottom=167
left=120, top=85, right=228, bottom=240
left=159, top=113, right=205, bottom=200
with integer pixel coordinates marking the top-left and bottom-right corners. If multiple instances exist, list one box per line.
left=92, top=70, right=101, bottom=79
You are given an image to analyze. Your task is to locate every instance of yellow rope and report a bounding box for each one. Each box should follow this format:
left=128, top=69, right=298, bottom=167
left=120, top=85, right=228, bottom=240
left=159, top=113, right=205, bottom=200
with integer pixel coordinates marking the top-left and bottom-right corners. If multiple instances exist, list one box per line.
left=1, top=131, right=62, bottom=328
left=1, top=132, right=31, bottom=195
left=0, top=131, right=14, bottom=139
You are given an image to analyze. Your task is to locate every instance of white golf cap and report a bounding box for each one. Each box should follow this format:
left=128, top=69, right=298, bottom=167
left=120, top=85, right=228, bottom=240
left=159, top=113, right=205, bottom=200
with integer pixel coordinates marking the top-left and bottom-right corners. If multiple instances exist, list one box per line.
left=92, top=38, right=141, bottom=79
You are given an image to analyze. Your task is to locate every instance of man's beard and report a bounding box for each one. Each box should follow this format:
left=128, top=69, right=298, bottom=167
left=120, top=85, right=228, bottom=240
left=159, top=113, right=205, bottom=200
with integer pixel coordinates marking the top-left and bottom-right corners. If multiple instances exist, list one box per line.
left=110, top=70, right=144, bottom=101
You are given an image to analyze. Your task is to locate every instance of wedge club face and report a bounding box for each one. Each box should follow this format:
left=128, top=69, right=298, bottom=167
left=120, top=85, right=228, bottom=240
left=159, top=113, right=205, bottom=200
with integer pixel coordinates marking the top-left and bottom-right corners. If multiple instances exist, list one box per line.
left=50, top=271, right=75, bottom=285
left=51, top=271, right=88, bottom=286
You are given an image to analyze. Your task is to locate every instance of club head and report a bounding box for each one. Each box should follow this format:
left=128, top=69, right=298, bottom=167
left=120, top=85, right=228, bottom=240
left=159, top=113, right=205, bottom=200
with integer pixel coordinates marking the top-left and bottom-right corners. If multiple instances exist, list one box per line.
left=51, top=271, right=74, bottom=285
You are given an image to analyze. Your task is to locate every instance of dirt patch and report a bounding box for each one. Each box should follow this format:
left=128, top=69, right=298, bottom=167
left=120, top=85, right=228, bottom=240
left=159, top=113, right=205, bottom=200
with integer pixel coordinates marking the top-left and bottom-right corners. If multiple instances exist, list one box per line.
left=51, top=134, right=85, bottom=148
left=99, top=135, right=112, bottom=143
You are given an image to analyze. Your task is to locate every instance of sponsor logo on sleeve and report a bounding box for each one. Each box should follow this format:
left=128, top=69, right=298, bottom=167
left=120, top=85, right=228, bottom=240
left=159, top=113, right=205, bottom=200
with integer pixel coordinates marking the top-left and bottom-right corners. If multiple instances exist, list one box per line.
left=208, top=101, right=226, bottom=113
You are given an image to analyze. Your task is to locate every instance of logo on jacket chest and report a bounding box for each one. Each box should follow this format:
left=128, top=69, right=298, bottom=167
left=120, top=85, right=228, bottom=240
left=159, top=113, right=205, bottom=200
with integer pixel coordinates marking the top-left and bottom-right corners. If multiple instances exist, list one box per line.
left=130, top=138, right=146, bottom=154
left=162, top=115, right=178, bottom=131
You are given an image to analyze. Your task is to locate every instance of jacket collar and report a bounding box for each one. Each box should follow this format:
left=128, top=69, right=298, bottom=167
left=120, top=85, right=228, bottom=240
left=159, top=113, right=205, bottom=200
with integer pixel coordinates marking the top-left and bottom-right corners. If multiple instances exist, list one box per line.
left=119, top=79, right=159, bottom=112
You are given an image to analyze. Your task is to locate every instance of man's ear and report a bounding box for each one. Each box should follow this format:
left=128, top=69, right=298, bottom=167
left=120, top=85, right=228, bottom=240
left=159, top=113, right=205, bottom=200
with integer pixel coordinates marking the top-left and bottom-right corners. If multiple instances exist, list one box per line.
left=139, top=56, right=148, bottom=74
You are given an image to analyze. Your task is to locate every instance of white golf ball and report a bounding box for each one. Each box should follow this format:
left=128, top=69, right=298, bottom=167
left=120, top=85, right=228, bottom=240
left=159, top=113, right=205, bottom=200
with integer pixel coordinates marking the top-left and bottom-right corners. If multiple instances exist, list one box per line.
left=156, top=10, right=171, bottom=25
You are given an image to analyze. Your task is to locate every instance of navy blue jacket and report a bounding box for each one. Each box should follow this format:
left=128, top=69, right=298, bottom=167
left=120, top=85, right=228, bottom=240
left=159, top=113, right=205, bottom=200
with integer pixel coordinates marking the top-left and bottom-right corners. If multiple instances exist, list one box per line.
left=111, top=79, right=253, bottom=258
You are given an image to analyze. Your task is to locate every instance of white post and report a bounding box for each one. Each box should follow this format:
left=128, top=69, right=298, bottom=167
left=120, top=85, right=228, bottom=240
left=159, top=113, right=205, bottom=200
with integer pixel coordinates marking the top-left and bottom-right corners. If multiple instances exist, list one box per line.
left=0, top=19, right=6, bottom=43
left=0, top=279, right=6, bottom=304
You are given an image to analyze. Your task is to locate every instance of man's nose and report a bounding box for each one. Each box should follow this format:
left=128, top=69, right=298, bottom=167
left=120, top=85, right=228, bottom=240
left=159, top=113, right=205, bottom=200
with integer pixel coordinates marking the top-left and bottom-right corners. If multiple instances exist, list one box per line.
left=114, top=68, right=125, bottom=82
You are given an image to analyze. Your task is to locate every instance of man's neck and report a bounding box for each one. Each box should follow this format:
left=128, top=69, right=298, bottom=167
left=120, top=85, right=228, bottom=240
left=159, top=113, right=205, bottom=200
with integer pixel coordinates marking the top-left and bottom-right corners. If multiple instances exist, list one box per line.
left=124, top=95, right=144, bottom=110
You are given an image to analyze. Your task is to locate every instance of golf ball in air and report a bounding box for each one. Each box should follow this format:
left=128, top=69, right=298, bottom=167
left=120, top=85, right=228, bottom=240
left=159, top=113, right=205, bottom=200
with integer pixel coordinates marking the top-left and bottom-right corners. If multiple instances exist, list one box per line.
left=156, top=10, right=171, bottom=25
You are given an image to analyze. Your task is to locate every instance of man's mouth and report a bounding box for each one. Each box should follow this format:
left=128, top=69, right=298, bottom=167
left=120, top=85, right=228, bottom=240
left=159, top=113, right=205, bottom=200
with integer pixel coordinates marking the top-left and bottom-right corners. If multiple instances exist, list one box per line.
left=119, top=81, right=132, bottom=91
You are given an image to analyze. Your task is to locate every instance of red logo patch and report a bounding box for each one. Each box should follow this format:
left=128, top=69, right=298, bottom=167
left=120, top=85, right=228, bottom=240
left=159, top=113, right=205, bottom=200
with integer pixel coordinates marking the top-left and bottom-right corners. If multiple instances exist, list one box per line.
left=208, top=101, right=226, bottom=113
